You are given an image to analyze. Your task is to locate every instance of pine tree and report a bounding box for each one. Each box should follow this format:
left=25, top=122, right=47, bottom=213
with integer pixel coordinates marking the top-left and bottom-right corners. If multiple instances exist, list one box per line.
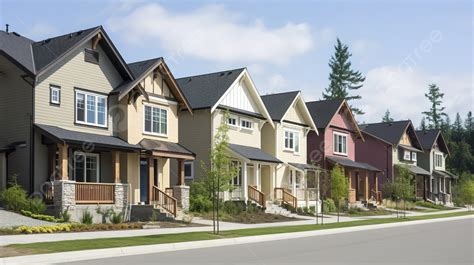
left=382, top=109, right=394, bottom=122
left=322, top=38, right=366, bottom=115
left=465, top=111, right=473, bottom=132
left=422, top=83, right=447, bottom=129
left=419, top=117, right=427, bottom=131
left=452, top=113, right=464, bottom=142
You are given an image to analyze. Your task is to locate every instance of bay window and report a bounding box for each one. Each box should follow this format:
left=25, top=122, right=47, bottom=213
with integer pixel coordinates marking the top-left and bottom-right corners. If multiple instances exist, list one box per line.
left=76, top=90, right=107, bottom=127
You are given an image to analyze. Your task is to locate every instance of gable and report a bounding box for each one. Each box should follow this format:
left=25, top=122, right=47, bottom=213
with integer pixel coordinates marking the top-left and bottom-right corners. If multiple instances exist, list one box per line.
left=399, top=132, right=413, bottom=146
left=284, top=101, right=306, bottom=124
left=220, top=79, right=259, bottom=113
left=330, top=108, right=357, bottom=132
left=141, top=71, right=174, bottom=99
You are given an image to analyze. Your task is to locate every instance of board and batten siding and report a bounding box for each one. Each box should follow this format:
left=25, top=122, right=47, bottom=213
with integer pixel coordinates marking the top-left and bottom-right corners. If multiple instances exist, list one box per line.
left=220, top=80, right=259, bottom=113
left=34, top=40, right=124, bottom=135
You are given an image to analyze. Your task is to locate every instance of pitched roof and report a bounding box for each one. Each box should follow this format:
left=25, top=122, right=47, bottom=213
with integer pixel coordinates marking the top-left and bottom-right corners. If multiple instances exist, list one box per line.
left=261, top=91, right=300, bottom=121
left=139, top=138, right=194, bottom=157
left=176, top=68, right=246, bottom=110
left=35, top=124, right=140, bottom=151
left=128, top=58, right=162, bottom=78
left=326, top=156, right=381, bottom=172
left=360, top=120, right=422, bottom=150
left=112, top=58, right=163, bottom=98
left=0, top=30, right=35, bottom=74
left=228, top=144, right=282, bottom=164
left=404, top=164, right=431, bottom=176
left=416, top=129, right=449, bottom=155
left=306, top=99, right=344, bottom=129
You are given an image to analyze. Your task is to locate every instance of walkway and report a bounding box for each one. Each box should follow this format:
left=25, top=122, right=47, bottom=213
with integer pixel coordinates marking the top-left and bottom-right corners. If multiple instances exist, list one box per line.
left=0, top=210, right=55, bottom=228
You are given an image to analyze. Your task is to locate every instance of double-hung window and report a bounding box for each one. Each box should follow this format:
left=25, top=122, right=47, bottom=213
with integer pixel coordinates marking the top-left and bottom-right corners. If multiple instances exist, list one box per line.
left=411, top=152, right=417, bottom=162
left=232, top=162, right=242, bottom=186
left=184, top=161, right=194, bottom=180
left=144, top=105, right=167, bottom=135
left=75, top=90, right=107, bottom=127
left=240, top=119, right=252, bottom=130
left=333, top=132, right=348, bottom=155
left=74, top=152, right=99, bottom=183
left=284, top=130, right=300, bottom=153
left=404, top=150, right=411, bottom=161
left=435, top=153, right=443, bottom=168
left=50, top=85, right=61, bottom=105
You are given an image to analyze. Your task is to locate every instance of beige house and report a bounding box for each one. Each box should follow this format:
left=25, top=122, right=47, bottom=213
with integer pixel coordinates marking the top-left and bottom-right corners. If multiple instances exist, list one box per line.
left=0, top=26, right=194, bottom=221
left=261, top=91, right=320, bottom=210
left=177, top=68, right=281, bottom=207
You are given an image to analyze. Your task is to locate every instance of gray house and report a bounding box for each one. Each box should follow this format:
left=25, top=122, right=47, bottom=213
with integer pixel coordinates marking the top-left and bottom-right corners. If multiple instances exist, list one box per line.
left=416, top=129, right=457, bottom=206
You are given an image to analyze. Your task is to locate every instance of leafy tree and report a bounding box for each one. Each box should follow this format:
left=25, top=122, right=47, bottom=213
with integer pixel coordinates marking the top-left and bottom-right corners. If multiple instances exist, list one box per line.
left=322, top=38, right=366, bottom=115
left=383, top=165, right=415, bottom=218
left=454, top=178, right=474, bottom=211
left=422, top=83, right=447, bottom=129
left=382, top=109, right=394, bottom=122
left=329, top=165, right=348, bottom=222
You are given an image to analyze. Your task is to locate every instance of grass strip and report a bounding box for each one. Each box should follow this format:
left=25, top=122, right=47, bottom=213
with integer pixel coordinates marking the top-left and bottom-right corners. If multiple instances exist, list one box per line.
left=5, top=211, right=473, bottom=257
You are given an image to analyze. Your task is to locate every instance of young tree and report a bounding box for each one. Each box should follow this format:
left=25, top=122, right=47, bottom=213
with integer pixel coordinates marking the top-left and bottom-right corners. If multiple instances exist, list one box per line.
left=329, top=165, right=348, bottom=222
left=422, top=83, right=447, bottom=129
left=322, top=38, right=366, bottom=115
left=454, top=179, right=474, bottom=211
left=201, top=111, right=239, bottom=234
left=388, top=165, right=415, bottom=218
left=382, top=109, right=394, bottom=122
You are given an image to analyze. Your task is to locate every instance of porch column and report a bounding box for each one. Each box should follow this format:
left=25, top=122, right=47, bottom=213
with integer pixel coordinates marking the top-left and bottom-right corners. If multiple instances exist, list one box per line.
left=177, top=159, right=185, bottom=186
left=292, top=170, right=297, bottom=196
left=242, top=161, right=248, bottom=202
left=271, top=165, right=276, bottom=199
left=57, top=144, right=69, bottom=180
left=112, top=151, right=121, bottom=183
left=365, top=171, right=369, bottom=201
left=148, top=155, right=154, bottom=203
left=374, top=173, right=379, bottom=192
left=255, top=163, right=260, bottom=190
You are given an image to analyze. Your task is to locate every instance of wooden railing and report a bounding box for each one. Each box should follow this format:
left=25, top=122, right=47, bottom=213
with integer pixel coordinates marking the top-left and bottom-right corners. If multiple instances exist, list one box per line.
left=248, top=185, right=266, bottom=207
left=274, top=187, right=297, bottom=208
left=75, top=182, right=115, bottom=204
left=165, top=187, right=174, bottom=197
left=152, top=186, right=177, bottom=217
left=371, top=189, right=382, bottom=202
left=349, top=188, right=356, bottom=203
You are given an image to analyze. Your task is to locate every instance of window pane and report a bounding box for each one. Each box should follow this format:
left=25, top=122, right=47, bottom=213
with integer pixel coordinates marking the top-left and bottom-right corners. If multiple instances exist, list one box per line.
left=97, top=97, right=106, bottom=125
left=152, top=107, right=160, bottom=133
left=160, top=109, right=167, bottom=134
left=144, top=106, right=151, bottom=132
left=184, top=164, right=192, bottom=177
left=86, top=156, right=98, bottom=182
left=77, top=93, right=85, bottom=122
left=86, top=95, right=96, bottom=124
left=295, top=133, right=299, bottom=152
left=74, top=154, right=84, bottom=182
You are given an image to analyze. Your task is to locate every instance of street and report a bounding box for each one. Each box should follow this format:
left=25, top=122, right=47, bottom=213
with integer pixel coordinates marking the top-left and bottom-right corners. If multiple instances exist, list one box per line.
left=62, top=218, right=474, bottom=265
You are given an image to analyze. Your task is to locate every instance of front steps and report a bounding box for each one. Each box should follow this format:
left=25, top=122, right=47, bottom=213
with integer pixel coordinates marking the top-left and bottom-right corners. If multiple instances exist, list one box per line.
left=265, top=202, right=297, bottom=218
left=130, top=205, right=175, bottom=222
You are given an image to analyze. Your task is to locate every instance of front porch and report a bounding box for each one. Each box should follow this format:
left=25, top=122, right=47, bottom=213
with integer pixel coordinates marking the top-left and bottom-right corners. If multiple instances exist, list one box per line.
left=429, top=170, right=457, bottom=206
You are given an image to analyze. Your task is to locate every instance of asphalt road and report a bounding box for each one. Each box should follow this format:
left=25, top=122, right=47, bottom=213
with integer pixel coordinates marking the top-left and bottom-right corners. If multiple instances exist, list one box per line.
left=62, top=218, right=473, bottom=265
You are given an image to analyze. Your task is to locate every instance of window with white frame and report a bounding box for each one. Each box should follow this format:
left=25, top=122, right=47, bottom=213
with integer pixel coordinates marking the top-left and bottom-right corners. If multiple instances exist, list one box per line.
left=184, top=161, right=194, bottom=180
left=227, top=116, right=237, bottom=127
left=411, top=152, right=417, bottom=162
left=50, top=85, right=60, bottom=105
left=75, top=90, right=107, bottom=127
left=435, top=153, right=443, bottom=168
left=74, top=152, right=99, bottom=182
left=144, top=105, right=167, bottom=135
left=404, top=150, right=411, bottom=161
left=231, top=161, right=242, bottom=186
left=284, top=130, right=300, bottom=153
left=295, top=171, right=302, bottom=188
left=333, top=132, right=348, bottom=155
left=240, top=119, right=252, bottom=130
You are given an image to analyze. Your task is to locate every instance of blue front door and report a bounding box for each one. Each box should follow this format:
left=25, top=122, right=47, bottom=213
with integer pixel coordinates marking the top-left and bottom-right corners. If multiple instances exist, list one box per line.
left=140, top=158, right=149, bottom=203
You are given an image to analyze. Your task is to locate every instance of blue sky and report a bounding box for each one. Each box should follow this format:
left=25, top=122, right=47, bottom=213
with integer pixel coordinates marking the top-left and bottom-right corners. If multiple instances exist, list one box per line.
left=1, top=0, right=472, bottom=124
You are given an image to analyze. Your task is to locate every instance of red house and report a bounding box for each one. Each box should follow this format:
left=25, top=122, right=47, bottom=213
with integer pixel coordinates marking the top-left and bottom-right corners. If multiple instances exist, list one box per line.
left=306, top=99, right=381, bottom=205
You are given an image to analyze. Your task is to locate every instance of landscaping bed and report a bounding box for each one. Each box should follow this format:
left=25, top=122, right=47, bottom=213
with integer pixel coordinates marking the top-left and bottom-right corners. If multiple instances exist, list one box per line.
left=197, top=211, right=299, bottom=224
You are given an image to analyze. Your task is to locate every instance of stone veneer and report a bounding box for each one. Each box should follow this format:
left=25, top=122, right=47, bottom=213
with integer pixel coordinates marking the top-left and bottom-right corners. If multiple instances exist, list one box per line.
left=172, top=185, right=190, bottom=211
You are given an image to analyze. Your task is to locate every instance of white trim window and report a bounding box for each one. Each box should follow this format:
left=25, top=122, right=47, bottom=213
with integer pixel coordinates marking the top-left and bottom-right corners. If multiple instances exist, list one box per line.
left=333, top=132, right=348, bottom=155
left=240, top=119, right=253, bottom=130
left=404, top=150, right=411, bottom=161
left=75, top=90, right=107, bottom=127
left=144, top=105, right=167, bottom=136
left=50, top=85, right=61, bottom=105
left=227, top=116, right=238, bottom=127
left=411, top=152, right=417, bottom=162
left=284, top=130, right=300, bottom=153
left=231, top=161, right=242, bottom=186
left=74, top=152, right=100, bottom=183
left=435, top=153, right=443, bottom=168
left=184, top=161, right=194, bottom=180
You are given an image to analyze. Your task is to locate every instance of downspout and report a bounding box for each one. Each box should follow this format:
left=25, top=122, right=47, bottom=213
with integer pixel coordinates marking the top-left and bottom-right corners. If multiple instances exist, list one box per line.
left=29, top=78, right=36, bottom=194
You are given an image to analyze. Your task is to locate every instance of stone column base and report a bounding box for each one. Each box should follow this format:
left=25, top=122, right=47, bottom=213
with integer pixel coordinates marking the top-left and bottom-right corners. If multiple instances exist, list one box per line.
left=114, top=183, right=129, bottom=209
left=172, top=185, right=190, bottom=211
left=53, top=180, right=76, bottom=213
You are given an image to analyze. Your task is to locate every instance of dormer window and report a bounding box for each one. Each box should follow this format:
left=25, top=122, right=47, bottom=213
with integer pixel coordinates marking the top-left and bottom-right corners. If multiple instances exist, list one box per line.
left=84, top=49, right=99, bottom=64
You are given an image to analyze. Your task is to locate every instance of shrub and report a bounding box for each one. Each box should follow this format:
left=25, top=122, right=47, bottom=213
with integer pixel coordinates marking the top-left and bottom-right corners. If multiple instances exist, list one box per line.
left=296, top=207, right=304, bottom=215
left=80, top=210, right=94, bottom=224
left=96, top=206, right=113, bottom=224
left=222, top=201, right=245, bottom=215
left=109, top=210, right=124, bottom=224
left=15, top=224, right=72, bottom=234
left=189, top=181, right=213, bottom=213
left=21, top=210, right=60, bottom=222
left=0, top=176, right=28, bottom=211
left=59, top=208, right=71, bottom=223
left=27, top=197, right=46, bottom=214
left=322, top=198, right=336, bottom=213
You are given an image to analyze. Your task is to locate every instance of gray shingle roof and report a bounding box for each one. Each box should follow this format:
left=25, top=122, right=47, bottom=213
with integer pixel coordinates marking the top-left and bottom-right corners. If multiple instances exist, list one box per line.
left=415, top=129, right=449, bottom=155
left=0, top=30, right=35, bottom=74
left=128, top=58, right=162, bottom=78
left=326, top=156, right=381, bottom=172
left=229, top=144, right=281, bottom=163
left=306, top=99, right=344, bottom=129
left=261, top=91, right=299, bottom=121
left=35, top=124, right=140, bottom=151
left=433, top=170, right=458, bottom=179
left=288, top=163, right=319, bottom=171
left=176, top=68, right=246, bottom=110
left=139, top=139, right=194, bottom=156
left=360, top=120, right=422, bottom=150
left=404, top=164, right=430, bottom=176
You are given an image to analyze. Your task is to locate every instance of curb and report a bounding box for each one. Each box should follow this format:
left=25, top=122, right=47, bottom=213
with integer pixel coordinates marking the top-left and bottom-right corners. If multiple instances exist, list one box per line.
left=1, top=215, right=472, bottom=265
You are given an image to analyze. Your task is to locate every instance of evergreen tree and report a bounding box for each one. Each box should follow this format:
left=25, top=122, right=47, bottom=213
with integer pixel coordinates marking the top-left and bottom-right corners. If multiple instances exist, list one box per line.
left=465, top=111, right=473, bottom=131
left=419, top=117, right=427, bottom=131
left=382, top=109, right=394, bottom=122
left=422, top=83, right=447, bottom=129
left=452, top=112, right=465, bottom=142
left=322, top=38, right=366, bottom=115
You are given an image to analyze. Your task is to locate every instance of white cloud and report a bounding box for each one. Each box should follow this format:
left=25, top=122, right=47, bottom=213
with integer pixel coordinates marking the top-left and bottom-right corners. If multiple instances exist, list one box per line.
left=358, top=66, right=473, bottom=125
left=25, top=22, right=58, bottom=40
left=267, top=74, right=288, bottom=90
left=352, top=39, right=378, bottom=54
left=107, top=4, right=315, bottom=64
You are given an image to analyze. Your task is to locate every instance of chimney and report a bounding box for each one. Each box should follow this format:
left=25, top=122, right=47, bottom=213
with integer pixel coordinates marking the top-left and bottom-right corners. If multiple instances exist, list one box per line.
left=5, top=24, right=9, bottom=33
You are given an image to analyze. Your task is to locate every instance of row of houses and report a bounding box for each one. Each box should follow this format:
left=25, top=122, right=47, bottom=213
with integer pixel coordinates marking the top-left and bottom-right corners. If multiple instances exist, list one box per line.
left=0, top=26, right=457, bottom=221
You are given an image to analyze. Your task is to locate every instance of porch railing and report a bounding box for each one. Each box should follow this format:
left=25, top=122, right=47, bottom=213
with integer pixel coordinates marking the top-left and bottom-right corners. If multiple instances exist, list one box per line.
left=274, top=187, right=297, bottom=208
left=370, top=189, right=382, bottom=203
left=295, top=188, right=318, bottom=201
left=165, top=187, right=174, bottom=197
left=248, top=185, right=266, bottom=207
left=152, top=186, right=177, bottom=217
left=75, top=182, right=115, bottom=204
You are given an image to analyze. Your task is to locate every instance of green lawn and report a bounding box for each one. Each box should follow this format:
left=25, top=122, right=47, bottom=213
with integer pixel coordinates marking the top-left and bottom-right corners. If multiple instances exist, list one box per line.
left=4, top=211, right=472, bottom=257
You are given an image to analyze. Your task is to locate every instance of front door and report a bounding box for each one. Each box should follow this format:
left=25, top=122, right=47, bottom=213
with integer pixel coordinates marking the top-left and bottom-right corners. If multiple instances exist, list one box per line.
left=140, top=158, right=149, bottom=203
